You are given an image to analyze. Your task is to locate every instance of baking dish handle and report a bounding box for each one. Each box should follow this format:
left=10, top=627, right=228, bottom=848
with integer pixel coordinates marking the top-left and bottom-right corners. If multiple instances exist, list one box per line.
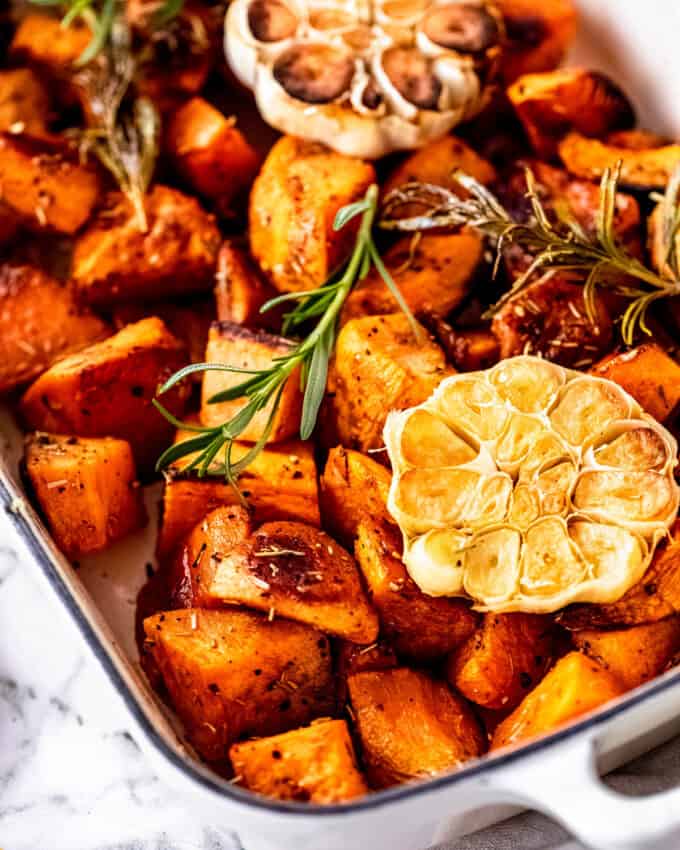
left=489, top=734, right=680, bottom=850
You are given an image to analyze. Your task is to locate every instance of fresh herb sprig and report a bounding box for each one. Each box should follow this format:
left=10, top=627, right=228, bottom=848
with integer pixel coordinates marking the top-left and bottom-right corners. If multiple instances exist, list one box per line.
left=380, top=165, right=680, bottom=344
left=154, top=184, right=418, bottom=486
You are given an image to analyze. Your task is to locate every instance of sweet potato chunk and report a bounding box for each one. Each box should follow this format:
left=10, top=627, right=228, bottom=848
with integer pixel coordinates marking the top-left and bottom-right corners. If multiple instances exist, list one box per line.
left=448, top=613, right=554, bottom=711
left=0, top=133, right=100, bottom=234
left=144, top=608, right=334, bottom=761
left=0, top=69, right=50, bottom=136
left=201, top=322, right=303, bottom=442
left=333, top=314, right=451, bottom=452
left=72, top=186, right=221, bottom=305
left=491, top=652, right=625, bottom=751
left=0, top=264, right=109, bottom=393
left=428, top=320, right=500, bottom=372
left=342, top=232, right=483, bottom=322
left=320, top=446, right=392, bottom=546
left=355, top=518, right=478, bottom=660
left=10, top=14, right=91, bottom=80
left=572, top=618, right=680, bottom=692
left=494, top=0, right=578, bottom=84
left=559, top=133, right=680, bottom=190
left=590, top=344, right=680, bottom=424
left=249, top=135, right=376, bottom=293
left=508, top=69, right=634, bottom=159
left=165, top=97, right=260, bottom=212
left=214, top=241, right=281, bottom=331
left=25, top=433, right=146, bottom=559
left=348, top=668, right=485, bottom=788
left=230, top=719, right=368, bottom=803
left=20, top=317, right=189, bottom=467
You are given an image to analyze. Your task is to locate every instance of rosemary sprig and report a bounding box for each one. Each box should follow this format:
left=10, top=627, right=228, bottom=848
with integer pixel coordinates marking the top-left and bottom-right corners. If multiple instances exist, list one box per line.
left=380, top=165, right=680, bottom=345
left=154, top=184, right=419, bottom=485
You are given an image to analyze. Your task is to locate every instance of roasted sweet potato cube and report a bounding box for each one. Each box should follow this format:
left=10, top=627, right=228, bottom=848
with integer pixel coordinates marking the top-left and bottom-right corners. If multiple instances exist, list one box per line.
left=0, top=69, right=50, bottom=136
left=144, top=608, right=334, bottom=761
left=342, top=232, right=483, bottom=323
left=429, top=321, right=500, bottom=372
left=320, top=446, right=392, bottom=546
left=335, top=638, right=398, bottom=706
left=10, top=14, right=91, bottom=81
left=355, top=518, right=478, bottom=660
left=491, top=652, right=624, bottom=751
left=0, top=264, right=109, bottom=393
left=25, top=433, right=146, bottom=559
left=0, top=133, right=100, bottom=234
left=572, top=618, right=680, bottom=692
left=558, top=133, right=680, bottom=190
left=494, top=0, right=578, bottom=84
left=508, top=69, right=634, bottom=159
left=249, top=135, right=376, bottom=293
left=199, top=518, right=379, bottom=642
left=165, top=97, right=260, bottom=211
left=448, top=613, right=554, bottom=711
left=348, top=668, right=485, bottom=788
left=72, top=186, right=221, bottom=305
left=20, top=317, right=190, bottom=468
left=230, top=719, right=368, bottom=803
left=333, top=314, right=451, bottom=452
left=201, top=322, right=303, bottom=442
left=159, top=437, right=320, bottom=560
left=590, top=344, right=680, bottom=424
left=214, top=241, right=282, bottom=331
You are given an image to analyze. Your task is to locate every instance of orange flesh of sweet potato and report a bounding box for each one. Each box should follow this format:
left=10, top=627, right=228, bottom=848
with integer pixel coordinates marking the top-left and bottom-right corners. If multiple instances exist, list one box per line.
left=0, top=263, right=109, bottom=393
left=230, top=719, right=368, bottom=803
left=449, top=613, right=554, bottom=711
left=348, top=668, right=485, bottom=788
left=0, top=68, right=50, bottom=136
left=572, top=617, right=680, bottom=691
left=355, top=518, right=478, bottom=660
left=249, top=135, right=376, bottom=293
left=491, top=652, right=625, bottom=751
left=10, top=14, right=91, bottom=78
left=20, top=317, right=190, bottom=469
left=214, top=241, right=282, bottom=330
left=207, top=520, right=380, bottom=642
left=320, top=446, right=392, bottom=547
left=72, top=186, right=221, bottom=305
left=429, top=322, right=500, bottom=373
left=143, top=608, right=334, bottom=761
left=201, top=321, right=303, bottom=442
left=25, top=433, right=146, bottom=559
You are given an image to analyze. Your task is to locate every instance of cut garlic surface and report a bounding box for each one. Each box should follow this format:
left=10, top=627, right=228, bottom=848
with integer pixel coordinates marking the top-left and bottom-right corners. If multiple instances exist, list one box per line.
left=224, top=0, right=503, bottom=158
left=384, top=355, right=680, bottom=613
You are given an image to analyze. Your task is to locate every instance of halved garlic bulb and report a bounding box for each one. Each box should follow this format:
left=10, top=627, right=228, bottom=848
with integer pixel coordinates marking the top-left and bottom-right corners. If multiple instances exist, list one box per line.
left=224, top=0, right=503, bottom=158
left=384, top=355, right=680, bottom=613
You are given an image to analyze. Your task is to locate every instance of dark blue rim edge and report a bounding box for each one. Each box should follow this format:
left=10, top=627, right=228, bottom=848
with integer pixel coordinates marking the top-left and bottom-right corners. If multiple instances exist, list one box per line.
left=4, top=467, right=680, bottom=820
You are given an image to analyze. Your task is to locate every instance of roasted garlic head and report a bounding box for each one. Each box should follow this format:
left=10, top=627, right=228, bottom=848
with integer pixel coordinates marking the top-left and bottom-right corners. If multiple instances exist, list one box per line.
left=384, top=355, right=680, bottom=613
left=224, top=0, right=503, bottom=158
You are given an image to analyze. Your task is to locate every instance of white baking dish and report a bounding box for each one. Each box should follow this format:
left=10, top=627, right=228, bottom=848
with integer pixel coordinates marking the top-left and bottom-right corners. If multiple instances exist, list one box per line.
left=5, top=3, right=680, bottom=848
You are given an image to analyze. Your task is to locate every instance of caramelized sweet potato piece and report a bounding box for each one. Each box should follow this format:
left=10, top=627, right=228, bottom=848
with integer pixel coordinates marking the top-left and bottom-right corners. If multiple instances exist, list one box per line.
left=72, top=186, right=221, bottom=304
left=230, top=719, right=368, bottom=803
left=0, top=264, right=109, bottom=393
left=494, top=0, right=578, bottom=84
left=201, top=322, right=303, bottom=441
left=491, top=652, right=625, bottom=750
left=144, top=608, right=334, bottom=761
left=165, top=97, right=260, bottom=212
left=10, top=14, right=91, bottom=85
left=335, top=638, right=398, bottom=706
left=20, top=317, right=189, bottom=467
left=428, top=320, right=500, bottom=372
left=214, top=241, right=281, bottom=331
left=25, top=433, right=146, bottom=559
left=320, top=446, right=392, bottom=546
left=590, top=344, right=680, bottom=424
left=559, top=132, right=680, bottom=190
left=572, top=618, right=680, bottom=692
left=348, top=668, right=485, bottom=788
left=249, top=135, right=375, bottom=293
left=508, top=69, right=634, bottom=159
left=332, top=313, right=451, bottom=452
left=355, top=518, right=478, bottom=660
left=342, top=232, right=483, bottom=322
left=0, top=133, right=100, bottom=234
left=0, top=69, right=50, bottom=136
left=448, top=613, right=553, bottom=711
